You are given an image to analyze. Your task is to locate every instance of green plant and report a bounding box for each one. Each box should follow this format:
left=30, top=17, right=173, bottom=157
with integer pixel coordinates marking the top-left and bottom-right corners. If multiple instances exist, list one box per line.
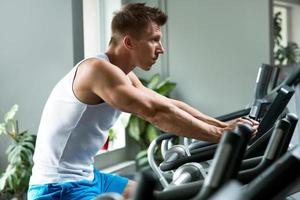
left=126, top=74, right=176, bottom=170
left=0, top=105, right=36, bottom=199
left=108, top=128, right=117, bottom=142
left=273, top=12, right=300, bottom=65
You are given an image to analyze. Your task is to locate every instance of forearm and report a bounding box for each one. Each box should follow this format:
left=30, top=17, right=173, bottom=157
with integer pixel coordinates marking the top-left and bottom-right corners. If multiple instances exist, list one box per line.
left=144, top=103, right=222, bottom=143
left=171, top=99, right=227, bottom=128
left=115, top=84, right=223, bottom=142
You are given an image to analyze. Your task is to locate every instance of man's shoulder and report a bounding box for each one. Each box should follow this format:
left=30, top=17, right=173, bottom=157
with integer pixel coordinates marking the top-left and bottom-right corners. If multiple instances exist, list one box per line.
left=79, top=57, right=116, bottom=74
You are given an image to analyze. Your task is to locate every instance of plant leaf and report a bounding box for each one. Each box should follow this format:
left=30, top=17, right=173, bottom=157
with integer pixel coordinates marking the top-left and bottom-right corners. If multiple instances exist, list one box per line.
left=0, top=123, right=6, bottom=135
left=135, top=149, right=148, bottom=160
left=139, top=78, right=148, bottom=86
left=136, top=156, right=149, bottom=169
left=138, top=118, right=147, bottom=135
left=6, top=143, right=15, bottom=155
left=108, top=128, right=117, bottom=141
left=7, top=146, right=22, bottom=164
left=147, top=73, right=160, bottom=90
left=0, top=173, right=8, bottom=191
left=145, top=125, right=159, bottom=144
left=22, top=141, right=35, bottom=152
left=5, top=119, right=16, bottom=135
left=127, top=115, right=141, bottom=143
left=4, top=105, right=18, bottom=123
left=1, top=165, right=16, bottom=192
left=7, top=176, right=14, bottom=191
left=155, top=80, right=176, bottom=96
left=135, top=150, right=149, bottom=169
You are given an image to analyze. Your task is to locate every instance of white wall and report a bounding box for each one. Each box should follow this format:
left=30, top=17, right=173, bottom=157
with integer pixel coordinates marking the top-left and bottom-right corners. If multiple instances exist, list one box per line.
left=0, top=0, right=80, bottom=170
left=166, top=0, right=271, bottom=116
left=290, top=3, right=300, bottom=45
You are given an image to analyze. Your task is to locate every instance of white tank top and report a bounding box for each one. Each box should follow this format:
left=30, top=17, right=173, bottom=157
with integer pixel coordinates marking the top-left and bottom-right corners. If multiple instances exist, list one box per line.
left=30, top=54, right=121, bottom=185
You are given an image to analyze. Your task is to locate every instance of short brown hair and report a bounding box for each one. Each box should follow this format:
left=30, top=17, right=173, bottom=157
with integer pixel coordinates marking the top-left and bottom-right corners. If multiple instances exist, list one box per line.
left=110, top=3, right=167, bottom=45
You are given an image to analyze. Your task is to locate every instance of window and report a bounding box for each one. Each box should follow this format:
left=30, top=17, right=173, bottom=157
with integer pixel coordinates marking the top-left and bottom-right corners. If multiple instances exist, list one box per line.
left=83, top=0, right=121, bottom=57
left=273, top=4, right=290, bottom=66
left=83, top=0, right=128, bottom=153
left=274, top=5, right=288, bottom=47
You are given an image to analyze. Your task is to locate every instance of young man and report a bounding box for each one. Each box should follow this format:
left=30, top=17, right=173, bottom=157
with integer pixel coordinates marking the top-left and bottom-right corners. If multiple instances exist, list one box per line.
left=28, top=3, right=258, bottom=200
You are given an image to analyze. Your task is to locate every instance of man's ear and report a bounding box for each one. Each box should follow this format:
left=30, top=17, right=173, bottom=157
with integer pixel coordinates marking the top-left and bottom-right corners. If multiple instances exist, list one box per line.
left=123, top=36, right=134, bottom=50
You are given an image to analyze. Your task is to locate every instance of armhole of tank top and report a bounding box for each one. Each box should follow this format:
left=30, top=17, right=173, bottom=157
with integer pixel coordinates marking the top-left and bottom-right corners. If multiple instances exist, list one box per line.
left=69, top=58, right=89, bottom=105
left=70, top=56, right=109, bottom=107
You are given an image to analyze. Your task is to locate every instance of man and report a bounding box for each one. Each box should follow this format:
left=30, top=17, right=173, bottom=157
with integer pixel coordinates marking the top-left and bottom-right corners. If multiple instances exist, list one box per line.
left=28, top=3, right=258, bottom=200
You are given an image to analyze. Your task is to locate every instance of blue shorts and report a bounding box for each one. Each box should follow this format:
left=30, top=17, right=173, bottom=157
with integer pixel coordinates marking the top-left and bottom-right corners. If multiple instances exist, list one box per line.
left=27, top=169, right=129, bottom=200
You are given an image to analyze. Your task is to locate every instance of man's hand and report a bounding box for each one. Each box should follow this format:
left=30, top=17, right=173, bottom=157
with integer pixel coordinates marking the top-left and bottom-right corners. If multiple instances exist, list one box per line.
left=225, top=117, right=259, bottom=138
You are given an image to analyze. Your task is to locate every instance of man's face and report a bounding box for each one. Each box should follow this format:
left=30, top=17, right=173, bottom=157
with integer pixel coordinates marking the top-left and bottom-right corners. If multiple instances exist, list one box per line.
left=132, top=22, right=165, bottom=70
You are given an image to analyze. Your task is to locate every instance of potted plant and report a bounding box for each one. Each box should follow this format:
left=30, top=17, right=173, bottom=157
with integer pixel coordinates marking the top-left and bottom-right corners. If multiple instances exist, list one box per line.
left=0, top=105, right=36, bottom=200
left=101, top=128, right=117, bottom=151
left=273, top=11, right=300, bottom=65
left=126, top=74, right=176, bottom=170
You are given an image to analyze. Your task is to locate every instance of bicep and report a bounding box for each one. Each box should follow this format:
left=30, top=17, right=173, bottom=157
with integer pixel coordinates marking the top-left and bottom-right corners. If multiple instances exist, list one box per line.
left=104, top=84, right=153, bottom=115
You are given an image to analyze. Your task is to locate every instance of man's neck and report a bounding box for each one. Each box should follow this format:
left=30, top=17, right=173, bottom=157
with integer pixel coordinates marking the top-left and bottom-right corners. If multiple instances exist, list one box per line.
left=106, top=46, right=135, bottom=74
